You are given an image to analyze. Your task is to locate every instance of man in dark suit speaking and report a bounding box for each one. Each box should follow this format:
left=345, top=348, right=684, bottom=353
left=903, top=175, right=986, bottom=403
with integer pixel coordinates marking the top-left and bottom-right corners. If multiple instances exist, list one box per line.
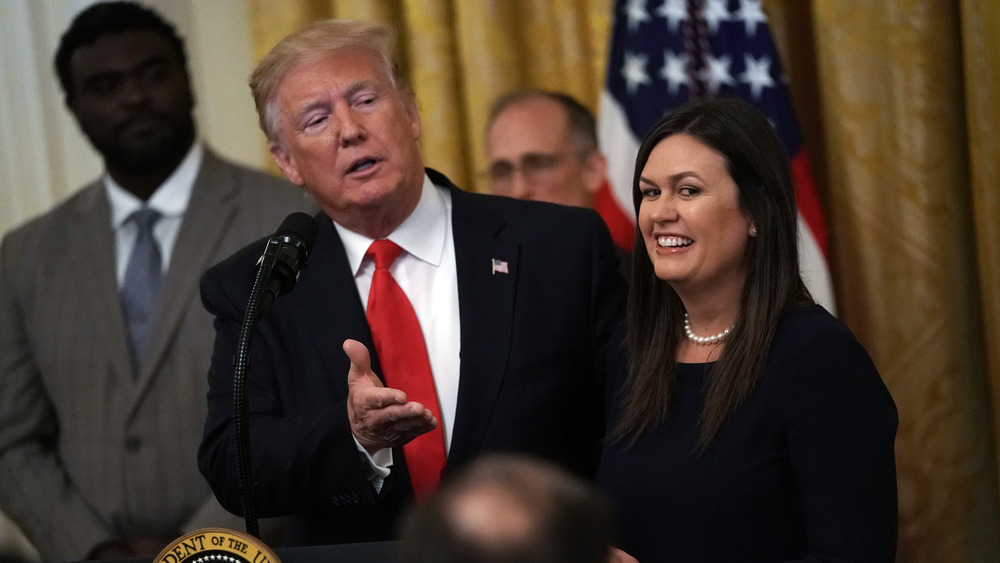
left=197, top=19, right=625, bottom=546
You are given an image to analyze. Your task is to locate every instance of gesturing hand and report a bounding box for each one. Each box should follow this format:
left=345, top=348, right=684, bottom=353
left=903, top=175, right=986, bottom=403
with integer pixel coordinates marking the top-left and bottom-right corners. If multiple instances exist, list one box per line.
left=609, top=547, right=640, bottom=563
left=343, top=339, right=438, bottom=455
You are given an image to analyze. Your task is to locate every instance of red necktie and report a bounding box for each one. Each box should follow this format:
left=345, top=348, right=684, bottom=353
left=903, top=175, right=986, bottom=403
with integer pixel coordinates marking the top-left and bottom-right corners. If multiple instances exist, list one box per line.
left=365, top=240, right=446, bottom=499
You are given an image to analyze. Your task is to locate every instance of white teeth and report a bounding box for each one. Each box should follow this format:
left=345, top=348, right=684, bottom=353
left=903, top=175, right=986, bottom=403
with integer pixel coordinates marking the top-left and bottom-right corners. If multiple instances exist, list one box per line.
left=352, top=160, right=374, bottom=172
left=657, top=236, right=693, bottom=248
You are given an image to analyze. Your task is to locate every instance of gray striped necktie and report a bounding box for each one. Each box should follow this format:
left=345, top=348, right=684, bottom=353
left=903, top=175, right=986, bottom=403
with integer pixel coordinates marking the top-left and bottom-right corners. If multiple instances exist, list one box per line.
left=121, top=207, right=163, bottom=369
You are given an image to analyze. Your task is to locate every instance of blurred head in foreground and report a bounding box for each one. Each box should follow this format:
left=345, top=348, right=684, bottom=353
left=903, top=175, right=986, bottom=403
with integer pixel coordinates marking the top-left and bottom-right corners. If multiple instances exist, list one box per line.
left=399, top=454, right=617, bottom=563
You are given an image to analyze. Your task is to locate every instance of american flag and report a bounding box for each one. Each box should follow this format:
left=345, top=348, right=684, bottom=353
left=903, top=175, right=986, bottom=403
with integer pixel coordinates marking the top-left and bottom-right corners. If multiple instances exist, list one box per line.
left=492, top=258, right=509, bottom=275
left=598, top=0, right=836, bottom=312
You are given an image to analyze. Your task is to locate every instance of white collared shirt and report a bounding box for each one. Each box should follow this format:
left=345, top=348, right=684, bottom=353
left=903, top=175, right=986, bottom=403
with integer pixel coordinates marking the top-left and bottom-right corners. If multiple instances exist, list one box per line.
left=335, top=174, right=461, bottom=456
left=106, top=143, right=203, bottom=285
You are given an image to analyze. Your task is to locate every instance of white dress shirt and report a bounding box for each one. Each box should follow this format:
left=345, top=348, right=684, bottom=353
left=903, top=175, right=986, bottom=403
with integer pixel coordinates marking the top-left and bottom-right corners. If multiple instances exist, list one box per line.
left=335, top=174, right=461, bottom=488
left=106, top=143, right=202, bottom=286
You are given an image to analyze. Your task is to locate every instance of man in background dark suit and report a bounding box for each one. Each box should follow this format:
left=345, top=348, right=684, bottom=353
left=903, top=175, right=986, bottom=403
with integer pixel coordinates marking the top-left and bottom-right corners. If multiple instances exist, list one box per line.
left=0, top=3, right=310, bottom=560
left=198, top=19, right=625, bottom=547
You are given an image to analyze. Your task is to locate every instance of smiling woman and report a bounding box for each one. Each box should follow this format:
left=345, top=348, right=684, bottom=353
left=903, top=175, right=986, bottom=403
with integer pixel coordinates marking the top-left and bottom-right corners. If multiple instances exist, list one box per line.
left=596, top=97, right=899, bottom=563
left=637, top=132, right=754, bottom=316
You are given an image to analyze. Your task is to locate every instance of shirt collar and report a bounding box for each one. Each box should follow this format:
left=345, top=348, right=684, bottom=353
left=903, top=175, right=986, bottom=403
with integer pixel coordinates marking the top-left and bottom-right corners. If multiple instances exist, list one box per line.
left=106, top=142, right=203, bottom=229
left=337, top=173, right=449, bottom=276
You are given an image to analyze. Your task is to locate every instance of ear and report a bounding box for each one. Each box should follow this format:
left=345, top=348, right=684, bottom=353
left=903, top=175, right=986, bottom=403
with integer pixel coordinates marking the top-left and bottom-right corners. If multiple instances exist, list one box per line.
left=269, top=141, right=304, bottom=186
left=581, top=150, right=608, bottom=195
left=402, top=89, right=422, bottom=140
left=749, top=223, right=758, bottom=237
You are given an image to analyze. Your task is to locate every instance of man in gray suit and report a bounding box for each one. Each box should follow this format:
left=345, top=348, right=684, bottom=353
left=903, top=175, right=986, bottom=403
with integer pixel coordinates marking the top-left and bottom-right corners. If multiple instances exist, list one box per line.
left=0, top=2, right=310, bottom=560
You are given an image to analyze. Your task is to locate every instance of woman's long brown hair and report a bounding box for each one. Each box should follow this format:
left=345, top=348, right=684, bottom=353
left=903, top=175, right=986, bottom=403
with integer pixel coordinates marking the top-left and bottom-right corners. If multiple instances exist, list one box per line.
left=613, top=97, right=813, bottom=452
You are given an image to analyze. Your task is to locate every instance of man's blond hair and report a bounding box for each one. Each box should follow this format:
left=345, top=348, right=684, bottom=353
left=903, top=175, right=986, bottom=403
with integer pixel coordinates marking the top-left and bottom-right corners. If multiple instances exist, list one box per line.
left=250, top=19, right=403, bottom=142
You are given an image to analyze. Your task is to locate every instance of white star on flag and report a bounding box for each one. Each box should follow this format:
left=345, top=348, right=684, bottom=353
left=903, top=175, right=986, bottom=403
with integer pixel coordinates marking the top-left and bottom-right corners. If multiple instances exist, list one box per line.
left=622, top=52, right=652, bottom=94
left=625, top=0, right=651, bottom=32
left=735, top=0, right=768, bottom=36
left=661, top=50, right=691, bottom=95
left=739, top=54, right=775, bottom=99
left=703, top=0, right=732, bottom=33
left=701, top=53, right=736, bottom=94
left=656, top=0, right=687, bottom=32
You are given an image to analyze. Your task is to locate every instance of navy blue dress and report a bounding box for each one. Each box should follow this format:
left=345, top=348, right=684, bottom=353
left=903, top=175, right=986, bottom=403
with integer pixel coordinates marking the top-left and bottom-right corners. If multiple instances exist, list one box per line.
left=597, top=305, right=898, bottom=562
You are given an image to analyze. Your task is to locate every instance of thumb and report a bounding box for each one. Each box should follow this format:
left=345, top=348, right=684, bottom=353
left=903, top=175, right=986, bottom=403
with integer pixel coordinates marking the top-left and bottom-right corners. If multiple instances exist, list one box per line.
left=343, top=339, right=382, bottom=387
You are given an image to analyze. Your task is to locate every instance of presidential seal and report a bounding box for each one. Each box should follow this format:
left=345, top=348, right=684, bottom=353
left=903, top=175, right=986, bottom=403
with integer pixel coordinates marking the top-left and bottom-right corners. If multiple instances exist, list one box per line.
left=154, top=528, right=280, bottom=563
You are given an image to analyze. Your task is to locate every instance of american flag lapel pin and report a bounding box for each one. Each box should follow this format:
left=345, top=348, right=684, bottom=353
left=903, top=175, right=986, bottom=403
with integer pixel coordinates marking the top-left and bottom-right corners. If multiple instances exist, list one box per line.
left=491, top=258, right=509, bottom=275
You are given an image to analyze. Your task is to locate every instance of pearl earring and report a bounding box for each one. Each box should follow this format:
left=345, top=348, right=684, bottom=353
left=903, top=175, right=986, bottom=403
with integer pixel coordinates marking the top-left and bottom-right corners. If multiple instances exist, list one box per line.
left=750, top=225, right=757, bottom=236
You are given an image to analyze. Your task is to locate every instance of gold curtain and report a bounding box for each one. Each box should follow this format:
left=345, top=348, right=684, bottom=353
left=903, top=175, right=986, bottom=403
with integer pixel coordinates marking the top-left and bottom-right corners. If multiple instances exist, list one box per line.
left=800, top=1, right=1000, bottom=560
left=248, top=0, right=1000, bottom=560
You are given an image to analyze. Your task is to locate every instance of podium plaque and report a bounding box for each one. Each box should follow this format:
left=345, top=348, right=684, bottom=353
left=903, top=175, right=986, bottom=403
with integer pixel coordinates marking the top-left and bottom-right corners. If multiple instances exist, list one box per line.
left=154, top=528, right=280, bottom=563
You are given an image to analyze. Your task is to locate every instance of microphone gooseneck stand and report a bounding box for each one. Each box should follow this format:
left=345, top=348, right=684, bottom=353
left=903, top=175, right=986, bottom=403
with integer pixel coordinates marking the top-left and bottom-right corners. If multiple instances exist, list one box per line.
left=231, top=212, right=317, bottom=539
left=232, top=256, right=277, bottom=539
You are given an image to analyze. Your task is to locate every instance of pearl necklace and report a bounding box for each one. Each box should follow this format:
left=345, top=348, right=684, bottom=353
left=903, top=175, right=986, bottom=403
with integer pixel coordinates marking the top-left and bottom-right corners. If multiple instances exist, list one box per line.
left=683, top=313, right=734, bottom=345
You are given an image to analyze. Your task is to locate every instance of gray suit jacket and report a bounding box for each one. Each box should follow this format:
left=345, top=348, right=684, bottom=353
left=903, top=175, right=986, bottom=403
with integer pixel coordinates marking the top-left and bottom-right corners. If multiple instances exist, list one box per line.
left=0, top=148, right=312, bottom=561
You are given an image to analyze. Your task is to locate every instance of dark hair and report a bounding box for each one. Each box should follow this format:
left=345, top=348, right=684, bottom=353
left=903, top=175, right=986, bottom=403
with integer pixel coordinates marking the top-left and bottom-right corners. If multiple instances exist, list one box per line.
left=54, top=1, right=187, bottom=100
left=614, top=96, right=813, bottom=450
left=487, top=89, right=599, bottom=156
left=399, top=454, right=615, bottom=563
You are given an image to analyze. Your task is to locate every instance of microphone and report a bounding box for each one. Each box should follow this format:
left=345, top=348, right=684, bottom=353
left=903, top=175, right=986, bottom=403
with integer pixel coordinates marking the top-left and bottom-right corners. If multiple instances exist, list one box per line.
left=235, top=212, right=316, bottom=539
left=255, top=212, right=318, bottom=301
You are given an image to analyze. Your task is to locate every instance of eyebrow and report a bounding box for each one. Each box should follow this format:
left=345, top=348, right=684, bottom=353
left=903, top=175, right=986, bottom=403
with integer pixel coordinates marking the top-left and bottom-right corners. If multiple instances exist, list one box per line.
left=293, top=101, right=330, bottom=126
left=291, top=79, right=383, bottom=124
left=640, top=171, right=701, bottom=186
left=345, top=79, right=379, bottom=97
left=80, top=55, right=168, bottom=83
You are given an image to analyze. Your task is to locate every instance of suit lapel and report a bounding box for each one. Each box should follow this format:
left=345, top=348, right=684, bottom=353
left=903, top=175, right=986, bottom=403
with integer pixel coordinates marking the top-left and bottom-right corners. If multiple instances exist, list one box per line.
left=289, top=216, right=378, bottom=387
left=72, top=183, right=135, bottom=385
left=446, top=187, right=518, bottom=464
left=294, top=183, right=520, bottom=465
left=132, top=152, right=238, bottom=406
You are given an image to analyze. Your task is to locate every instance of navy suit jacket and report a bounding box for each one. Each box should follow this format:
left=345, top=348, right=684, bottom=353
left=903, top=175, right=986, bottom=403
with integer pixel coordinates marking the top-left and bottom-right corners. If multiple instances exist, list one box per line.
left=198, top=169, right=625, bottom=546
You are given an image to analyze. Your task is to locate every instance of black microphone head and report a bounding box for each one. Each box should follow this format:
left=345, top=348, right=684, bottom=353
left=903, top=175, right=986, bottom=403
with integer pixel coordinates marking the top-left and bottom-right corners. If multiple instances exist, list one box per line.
left=258, top=212, right=318, bottom=297
left=275, top=212, right=318, bottom=253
